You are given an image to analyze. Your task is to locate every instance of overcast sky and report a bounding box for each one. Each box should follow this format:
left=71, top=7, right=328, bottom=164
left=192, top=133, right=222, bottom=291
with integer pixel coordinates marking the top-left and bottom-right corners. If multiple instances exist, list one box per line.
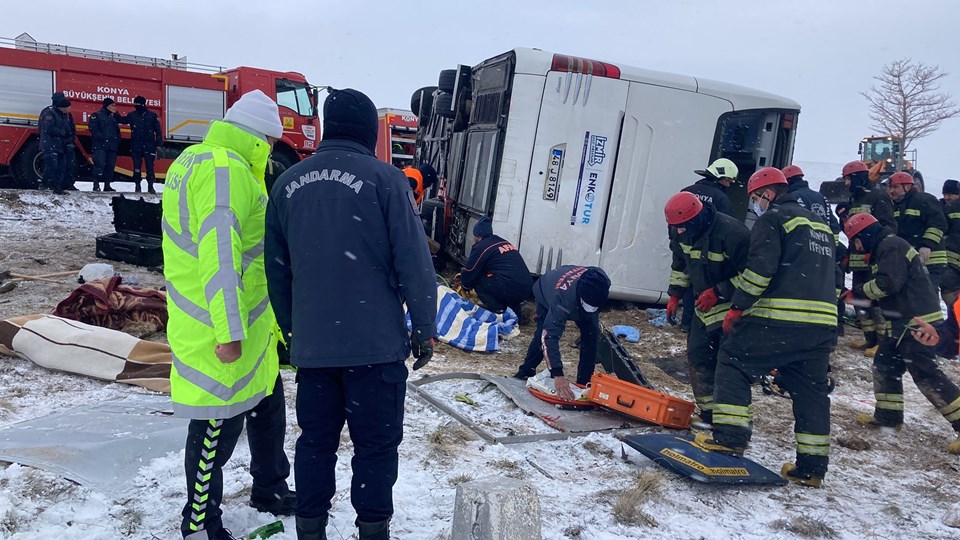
left=6, top=0, right=959, bottom=186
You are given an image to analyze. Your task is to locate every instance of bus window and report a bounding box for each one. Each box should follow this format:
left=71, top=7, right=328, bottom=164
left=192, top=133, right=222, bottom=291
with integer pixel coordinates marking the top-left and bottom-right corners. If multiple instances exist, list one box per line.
left=459, top=130, right=499, bottom=212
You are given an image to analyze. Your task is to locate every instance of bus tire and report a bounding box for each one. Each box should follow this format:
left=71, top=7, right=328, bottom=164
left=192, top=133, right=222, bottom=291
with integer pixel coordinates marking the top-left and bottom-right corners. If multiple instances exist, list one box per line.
left=411, top=86, right=437, bottom=120
left=438, top=70, right=457, bottom=93
left=12, top=139, right=43, bottom=189
left=436, top=93, right=456, bottom=119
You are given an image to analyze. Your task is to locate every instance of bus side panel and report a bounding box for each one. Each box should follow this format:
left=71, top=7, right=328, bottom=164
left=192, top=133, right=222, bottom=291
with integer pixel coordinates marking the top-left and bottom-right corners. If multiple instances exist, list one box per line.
left=600, top=83, right=732, bottom=302
left=476, top=74, right=547, bottom=253
left=516, top=73, right=629, bottom=274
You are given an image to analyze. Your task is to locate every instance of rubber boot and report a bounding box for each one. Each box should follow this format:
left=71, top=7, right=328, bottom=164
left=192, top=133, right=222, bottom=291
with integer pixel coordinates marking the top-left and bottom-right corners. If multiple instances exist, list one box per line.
left=781, top=463, right=823, bottom=488
left=295, top=515, right=328, bottom=540
left=357, top=519, right=390, bottom=540
left=949, top=433, right=960, bottom=455
left=147, top=180, right=156, bottom=194
left=134, top=180, right=142, bottom=193
left=92, top=182, right=101, bottom=192
left=103, top=182, right=116, bottom=192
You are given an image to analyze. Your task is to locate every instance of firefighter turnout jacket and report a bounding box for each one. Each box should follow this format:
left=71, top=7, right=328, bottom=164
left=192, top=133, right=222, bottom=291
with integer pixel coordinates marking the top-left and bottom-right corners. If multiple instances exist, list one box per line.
left=943, top=199, right=960, bottom=270
left=161, top=120, right=279, bottom=419
left=893, top=189, right=947, bottom=269
left=668, top=212, right=750, bottom=331
left=731, top=194, right=837, bottom=327
left=853, top=228, right=943, bottom=338
left=848, top=185, right=897, bottom=272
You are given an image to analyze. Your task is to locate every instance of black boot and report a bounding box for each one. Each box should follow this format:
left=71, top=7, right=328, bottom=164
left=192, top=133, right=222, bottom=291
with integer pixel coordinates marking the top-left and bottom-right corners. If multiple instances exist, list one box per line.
left=134, top=180, right=142, bottom=193
left=357, top=519, right=390, bottom=540
left=295, top=515, right=328, bottom=540
left=92, top=181, right=101, bottom=192
left=103, top=183, right=116, bottom=192
left=147, top=181, right=156, bottom=194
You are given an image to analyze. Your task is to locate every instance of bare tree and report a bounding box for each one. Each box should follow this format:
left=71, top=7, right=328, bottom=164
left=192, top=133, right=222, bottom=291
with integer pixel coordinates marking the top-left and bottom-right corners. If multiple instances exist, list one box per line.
left=860, top=58, right=960, bottom=154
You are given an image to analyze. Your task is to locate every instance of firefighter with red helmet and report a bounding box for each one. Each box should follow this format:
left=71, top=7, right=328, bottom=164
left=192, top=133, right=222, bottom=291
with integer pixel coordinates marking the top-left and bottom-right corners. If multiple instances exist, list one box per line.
left=698, top=167, right=836, bottom=487
left=842, top=160, right=898, bottom=355
left=664, top=192, right=750, bottom=424
left=843, top=212, right=960, bottom=454
left=887, top=172, right=948, bottom=289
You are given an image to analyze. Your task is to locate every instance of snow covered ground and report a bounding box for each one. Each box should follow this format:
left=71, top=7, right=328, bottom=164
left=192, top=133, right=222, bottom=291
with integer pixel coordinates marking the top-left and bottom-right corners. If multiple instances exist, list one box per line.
left=1, top=189, right=960, bottom=539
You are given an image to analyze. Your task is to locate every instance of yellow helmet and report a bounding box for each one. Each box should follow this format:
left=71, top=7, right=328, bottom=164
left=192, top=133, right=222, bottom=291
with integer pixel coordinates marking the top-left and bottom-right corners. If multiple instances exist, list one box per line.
left=698, top=158, right=739, bottom=181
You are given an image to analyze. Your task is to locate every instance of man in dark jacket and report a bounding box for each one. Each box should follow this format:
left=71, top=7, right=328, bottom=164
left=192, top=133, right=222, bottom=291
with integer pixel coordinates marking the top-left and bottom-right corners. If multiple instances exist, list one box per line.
left=513, top=265, right=611, bottom=401
left=701, top=167, right=836, bottom=488
left=888, top=172, right=947, bottom=289
left=126, top=95, right=163, bottom=194
left=38, top=92, right=76, bottom=194
left=664, top=192, right=749, bottom=424
left=939, top=179, right=960, bottom=357
left=842, top=160, right=898, bottom=354
left=89, top=97, right=123, bottom=192
left=844, top=213, right=960, bottom=455
left=264, top=88, right=437, bottom=540
left=460, top=216, right=533, bottom=318
left=682, top=158, right=738, bottom=217
left=783, top=164, right=841, bottom=242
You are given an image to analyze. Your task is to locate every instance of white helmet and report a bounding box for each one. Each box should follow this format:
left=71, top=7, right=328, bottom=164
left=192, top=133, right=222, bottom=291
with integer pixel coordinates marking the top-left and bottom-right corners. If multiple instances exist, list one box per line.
left=696, top=158, right=739, bottom=181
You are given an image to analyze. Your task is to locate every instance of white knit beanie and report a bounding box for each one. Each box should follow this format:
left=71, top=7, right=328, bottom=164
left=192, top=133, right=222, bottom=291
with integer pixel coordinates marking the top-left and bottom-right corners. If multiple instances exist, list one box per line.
left=223, top=89, right=283, bottom=139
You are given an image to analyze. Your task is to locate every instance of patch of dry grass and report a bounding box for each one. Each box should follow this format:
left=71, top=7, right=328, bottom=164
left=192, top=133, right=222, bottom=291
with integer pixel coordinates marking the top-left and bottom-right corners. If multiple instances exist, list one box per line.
left=769, top=515, right=837, bottom=538
left=581, top=440, right=614, bottom=459
left=610, top=471, right=662, bottom=527
left=447, top=473, right=473, bottom=487
left=488, top=459, right=525, bottom=479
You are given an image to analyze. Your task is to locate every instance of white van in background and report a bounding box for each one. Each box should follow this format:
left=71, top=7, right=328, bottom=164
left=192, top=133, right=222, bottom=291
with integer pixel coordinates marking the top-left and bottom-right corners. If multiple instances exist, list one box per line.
left=413, top=48, right=800, bottom=303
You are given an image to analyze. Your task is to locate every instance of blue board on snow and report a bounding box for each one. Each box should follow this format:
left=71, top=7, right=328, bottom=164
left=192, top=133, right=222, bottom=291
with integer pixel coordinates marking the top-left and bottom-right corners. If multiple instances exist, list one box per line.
left=622, top=433, right=788, bottom=486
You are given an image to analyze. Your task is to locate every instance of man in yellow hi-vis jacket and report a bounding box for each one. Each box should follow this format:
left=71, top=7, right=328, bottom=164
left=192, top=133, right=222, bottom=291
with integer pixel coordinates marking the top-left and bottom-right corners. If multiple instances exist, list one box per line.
left=162, top=90, right=293, bottom=540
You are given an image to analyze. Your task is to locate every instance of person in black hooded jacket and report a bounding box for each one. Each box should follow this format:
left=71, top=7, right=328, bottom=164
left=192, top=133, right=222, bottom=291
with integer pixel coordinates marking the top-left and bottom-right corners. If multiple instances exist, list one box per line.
left=460, top=216, right=533, bottom=318
left=265, top=88, right=437, bottom=540
left=89, top=97, right=124, bottom=192
left=125, top=95, right=163, bottom=193
left=513, top=266, right=611, bottom=401
left=682, top=158, right=738, bottom=217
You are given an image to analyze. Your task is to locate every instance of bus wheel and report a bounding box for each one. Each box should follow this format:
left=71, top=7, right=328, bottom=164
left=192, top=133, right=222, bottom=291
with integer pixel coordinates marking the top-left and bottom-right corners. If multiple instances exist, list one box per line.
left=12, top=140, right=42, bottom=189
left=436, top=93, right=456, bottom=119
left=438, top=70, right=457, bottom=93
left=410, top=86, right=437, bottom=122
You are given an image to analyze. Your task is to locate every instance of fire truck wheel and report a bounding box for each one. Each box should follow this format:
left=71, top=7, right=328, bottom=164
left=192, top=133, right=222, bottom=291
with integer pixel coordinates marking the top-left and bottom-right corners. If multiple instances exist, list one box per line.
left=12, top=139, right=43, bottom=189
left=438, top=69, right=457, bottom=93
left=270, top=150, right=296, bottom=173
left=410, top=86, right=437, bottom=122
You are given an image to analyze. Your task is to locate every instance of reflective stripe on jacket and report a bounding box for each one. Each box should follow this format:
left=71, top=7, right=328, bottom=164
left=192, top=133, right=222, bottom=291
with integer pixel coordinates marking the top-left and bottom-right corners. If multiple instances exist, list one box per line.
left=161, top=120, right=278, bottom=419
left=893, top=189, right=947, bottom=267
left=731, top=194, right=838, bottom=328
left=668, top=212, right=750, bottom=331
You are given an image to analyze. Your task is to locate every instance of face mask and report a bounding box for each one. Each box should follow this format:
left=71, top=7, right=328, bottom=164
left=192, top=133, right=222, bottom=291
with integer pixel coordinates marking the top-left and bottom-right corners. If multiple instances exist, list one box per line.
left=751, top=199, right=766, bottom=217
left=581, top=300, right=599, bottom=313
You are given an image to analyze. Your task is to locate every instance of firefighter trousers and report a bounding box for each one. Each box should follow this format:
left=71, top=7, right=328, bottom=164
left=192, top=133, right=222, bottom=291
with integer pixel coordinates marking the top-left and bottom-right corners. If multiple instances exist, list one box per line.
left=712, top=321, right=833, bottom=476
left=518, top=302, right=597, bottom=385
left=871, top=330, right=960, bottom=430
left=180, top=375, right=291, bottom=539
left=686, top=317, right=724, bottom=423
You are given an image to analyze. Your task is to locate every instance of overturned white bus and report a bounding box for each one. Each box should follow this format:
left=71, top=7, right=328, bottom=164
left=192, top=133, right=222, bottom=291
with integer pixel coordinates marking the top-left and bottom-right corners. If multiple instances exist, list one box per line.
left=412, top=48, right=800, bottom=303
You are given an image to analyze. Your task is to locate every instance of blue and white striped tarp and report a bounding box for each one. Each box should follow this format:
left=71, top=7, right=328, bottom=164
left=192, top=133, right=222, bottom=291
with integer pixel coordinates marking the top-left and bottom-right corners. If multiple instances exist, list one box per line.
left=407, top=285, right=519, bottom=352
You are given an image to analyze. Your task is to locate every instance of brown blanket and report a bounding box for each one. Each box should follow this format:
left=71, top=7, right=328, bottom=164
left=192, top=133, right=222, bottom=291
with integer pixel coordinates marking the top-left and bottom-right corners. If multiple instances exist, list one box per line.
left=53, top=275, right=168, bottom=334
left=0, top=314, right=171, bottom=393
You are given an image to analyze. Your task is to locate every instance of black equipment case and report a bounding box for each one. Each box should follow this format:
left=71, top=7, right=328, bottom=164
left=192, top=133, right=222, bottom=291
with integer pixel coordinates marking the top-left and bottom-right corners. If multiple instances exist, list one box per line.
left=95, top=195, right=163, bottom=267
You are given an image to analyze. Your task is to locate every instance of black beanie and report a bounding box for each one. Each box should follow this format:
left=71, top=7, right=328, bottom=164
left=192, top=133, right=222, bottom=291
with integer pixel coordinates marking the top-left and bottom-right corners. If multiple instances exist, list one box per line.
left=52, top=92, right=71, bottom=108
left=103, top=97, right=115, bottom=108
left=943, top=179, right=960, bottom=196
left=473, top=216, right=493, bottom=238
left=577, top=268, right=611, bottom=308
left=419, top=163, right=438, bottom=190
left=323, top=89, right=378, bottom=152
left=134, top=95, right=147, bottom=106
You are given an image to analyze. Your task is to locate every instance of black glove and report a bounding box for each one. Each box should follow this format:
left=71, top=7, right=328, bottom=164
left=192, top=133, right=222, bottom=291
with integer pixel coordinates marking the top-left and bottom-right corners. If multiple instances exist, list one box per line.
left=276, top=340, right=291, bottom=366
left=410, top=334, right=434, bottom=370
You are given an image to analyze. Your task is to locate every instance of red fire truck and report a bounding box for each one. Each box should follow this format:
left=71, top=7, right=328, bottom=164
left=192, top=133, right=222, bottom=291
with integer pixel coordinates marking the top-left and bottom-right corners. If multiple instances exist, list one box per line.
left=0, top=33, right=321, bottom=188
left=375, top=108, right=417, bottom=169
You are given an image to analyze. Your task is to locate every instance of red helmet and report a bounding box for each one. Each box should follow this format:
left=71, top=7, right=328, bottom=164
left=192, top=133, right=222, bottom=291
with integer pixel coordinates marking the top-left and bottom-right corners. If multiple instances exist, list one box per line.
left=781, top=164, right=804, bottom=180
left=842, top=160, right=868, bottom=177
left=664, top=192, right=703, bottom=225
left=845, top=212, right=878, bottom=239
left=888, top=171, right=914, bottom=186
left=747, top=167, right=788, bottom=194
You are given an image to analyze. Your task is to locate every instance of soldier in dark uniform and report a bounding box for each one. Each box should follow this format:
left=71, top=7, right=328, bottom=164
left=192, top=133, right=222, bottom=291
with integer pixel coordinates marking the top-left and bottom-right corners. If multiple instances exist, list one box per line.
left=125, top=95, right=163, bottom=193
left=38, top=92, right=76, bottom=194
left=89, top=97, right=123, bottom=192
